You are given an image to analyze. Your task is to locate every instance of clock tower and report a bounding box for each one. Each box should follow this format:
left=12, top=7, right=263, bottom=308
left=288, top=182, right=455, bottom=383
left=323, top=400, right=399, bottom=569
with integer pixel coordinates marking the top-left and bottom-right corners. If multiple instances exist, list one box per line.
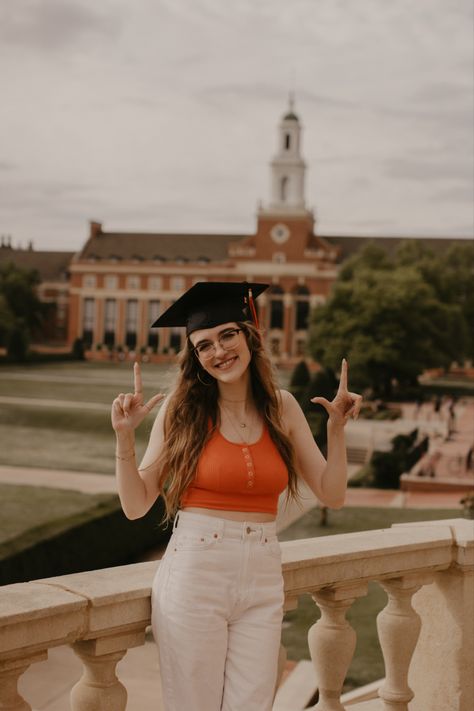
left=269, top=92, right=307, bottom=213
left=246, top=96, right=325, bottom=263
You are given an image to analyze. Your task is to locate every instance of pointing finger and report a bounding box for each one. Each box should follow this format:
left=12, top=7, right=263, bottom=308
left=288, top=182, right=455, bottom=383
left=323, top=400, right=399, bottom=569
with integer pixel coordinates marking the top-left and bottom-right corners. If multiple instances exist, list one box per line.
left=134, top=362, right=143, bottom=397
left=338, top=358, right=348, bottom=393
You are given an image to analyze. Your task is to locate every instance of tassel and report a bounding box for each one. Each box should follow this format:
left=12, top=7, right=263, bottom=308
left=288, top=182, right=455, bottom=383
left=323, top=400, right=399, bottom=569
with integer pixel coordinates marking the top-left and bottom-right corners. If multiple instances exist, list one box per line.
left=248, top=288, right=259, bottom=328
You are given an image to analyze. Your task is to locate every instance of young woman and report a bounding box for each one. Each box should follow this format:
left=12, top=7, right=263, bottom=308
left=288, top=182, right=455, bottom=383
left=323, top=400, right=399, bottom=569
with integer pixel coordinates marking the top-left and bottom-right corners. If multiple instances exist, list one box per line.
left=111, top=281, right=361, bottom=711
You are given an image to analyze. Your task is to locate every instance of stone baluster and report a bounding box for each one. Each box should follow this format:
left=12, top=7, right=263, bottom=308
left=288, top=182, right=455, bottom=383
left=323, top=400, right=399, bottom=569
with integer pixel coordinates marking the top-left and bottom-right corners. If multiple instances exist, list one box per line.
left=71, top=629, right=145, bottom=711
left=0, top=651, right=46, bottom=711
left=308, top=582, right=368, bottom=710
left=376, top=574, right=432, bottom=711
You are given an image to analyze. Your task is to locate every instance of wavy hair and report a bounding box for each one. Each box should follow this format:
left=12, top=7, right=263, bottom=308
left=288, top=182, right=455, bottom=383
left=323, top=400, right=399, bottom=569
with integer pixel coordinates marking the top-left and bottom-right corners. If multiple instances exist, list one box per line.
left=156, top=321, right=300, bottom=523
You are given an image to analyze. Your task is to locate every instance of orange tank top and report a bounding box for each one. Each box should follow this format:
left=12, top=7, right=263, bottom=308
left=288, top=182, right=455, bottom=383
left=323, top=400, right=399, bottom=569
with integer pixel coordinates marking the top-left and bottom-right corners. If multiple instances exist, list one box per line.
left=180, top=423, right=289, bottom=515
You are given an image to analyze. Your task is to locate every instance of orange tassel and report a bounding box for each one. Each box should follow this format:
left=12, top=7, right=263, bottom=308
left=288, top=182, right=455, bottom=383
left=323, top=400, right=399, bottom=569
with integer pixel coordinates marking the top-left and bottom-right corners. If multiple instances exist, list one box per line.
left=248, top=288, right=259, bottom=328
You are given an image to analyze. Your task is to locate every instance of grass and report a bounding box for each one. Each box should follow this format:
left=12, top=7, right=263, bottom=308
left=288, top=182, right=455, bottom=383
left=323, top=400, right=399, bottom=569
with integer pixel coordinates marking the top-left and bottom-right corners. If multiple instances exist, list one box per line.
left=279, top=505, right=462, bottom=691
left=0, top=482, right=117, bottom=556
left=0, top=361, right=290, bottom=473
left=0, top=362, right=176, bottom=473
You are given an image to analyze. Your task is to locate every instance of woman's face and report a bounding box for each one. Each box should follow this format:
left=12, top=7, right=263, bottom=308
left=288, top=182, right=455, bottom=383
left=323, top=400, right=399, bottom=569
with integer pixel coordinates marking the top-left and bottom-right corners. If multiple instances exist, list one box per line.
left=189, top=321, right=251, bottom=383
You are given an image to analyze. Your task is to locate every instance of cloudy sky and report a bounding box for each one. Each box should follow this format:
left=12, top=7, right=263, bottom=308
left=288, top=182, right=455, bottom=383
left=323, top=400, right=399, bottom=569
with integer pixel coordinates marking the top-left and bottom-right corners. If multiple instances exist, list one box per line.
left=1, top=0, right=473, bottom=252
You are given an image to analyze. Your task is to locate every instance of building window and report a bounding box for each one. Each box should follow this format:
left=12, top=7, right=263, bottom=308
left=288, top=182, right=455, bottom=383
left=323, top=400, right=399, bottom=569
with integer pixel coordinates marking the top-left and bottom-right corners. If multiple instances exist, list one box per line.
left=82, top=298, right=94, bottom=347
left=272, top=252, right=286, bottom=263
left=83, top=274, right=97, bottom=289
left=148, top=276, right=163, bottom=291
left=104, top=275, right=118, bottom=290
left=171, top=276, right=185, bottom=291
left=104, top=299, right=116, bottom=348
left=280, top=176, right=288, bottom=202
left=285, top=133, right=291, bottom=150
left=148, top=300, right=160, bottom=350
left=294, top=285, right=310, bottom=330
left=125, top=299, right=138, bottom=349
left=127, top=275, right=141, bottom=290
left=269, top=286, right=284, bottom=330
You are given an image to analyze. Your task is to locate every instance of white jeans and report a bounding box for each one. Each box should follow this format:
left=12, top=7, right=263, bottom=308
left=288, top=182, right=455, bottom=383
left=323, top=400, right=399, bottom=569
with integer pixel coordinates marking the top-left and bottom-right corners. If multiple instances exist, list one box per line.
left=151, top=510, right=284, bottom=711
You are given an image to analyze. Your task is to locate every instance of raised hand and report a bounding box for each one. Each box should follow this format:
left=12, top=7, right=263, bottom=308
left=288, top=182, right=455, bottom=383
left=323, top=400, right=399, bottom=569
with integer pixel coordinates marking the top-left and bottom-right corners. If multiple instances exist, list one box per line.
left=111, top=362, right=165, bottom=433
left=310, top=359, right=362, bottom=426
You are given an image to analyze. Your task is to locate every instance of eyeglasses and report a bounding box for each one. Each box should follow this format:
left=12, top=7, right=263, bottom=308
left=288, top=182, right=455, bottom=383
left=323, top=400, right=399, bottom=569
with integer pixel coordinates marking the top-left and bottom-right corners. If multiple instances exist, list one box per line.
left=192, top=328, right=243, bottom=360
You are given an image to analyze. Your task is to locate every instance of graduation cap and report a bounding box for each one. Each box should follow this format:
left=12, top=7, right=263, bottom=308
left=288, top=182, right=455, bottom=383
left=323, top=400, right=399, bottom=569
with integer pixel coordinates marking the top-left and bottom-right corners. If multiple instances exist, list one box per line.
left=151, top=281, right=269, bottom=335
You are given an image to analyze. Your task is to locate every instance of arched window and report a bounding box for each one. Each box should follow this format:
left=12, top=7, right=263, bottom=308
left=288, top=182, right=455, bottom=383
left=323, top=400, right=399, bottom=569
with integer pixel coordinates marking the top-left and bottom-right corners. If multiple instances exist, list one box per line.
left=104, top=299, right=116, bottom=348
left=125, top=299, right=138, bottom=349
left=285, top=133, right=291, bottom=150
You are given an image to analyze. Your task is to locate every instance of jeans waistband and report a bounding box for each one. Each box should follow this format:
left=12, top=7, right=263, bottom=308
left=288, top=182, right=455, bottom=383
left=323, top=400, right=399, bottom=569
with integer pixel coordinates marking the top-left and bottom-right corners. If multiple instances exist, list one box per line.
left=172, top=510, right=278, bottom=541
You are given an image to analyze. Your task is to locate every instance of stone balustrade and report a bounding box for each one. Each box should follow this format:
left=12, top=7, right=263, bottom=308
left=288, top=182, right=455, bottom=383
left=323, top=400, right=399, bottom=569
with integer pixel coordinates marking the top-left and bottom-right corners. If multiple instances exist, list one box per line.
left=0, top=518, right=472, bottom=711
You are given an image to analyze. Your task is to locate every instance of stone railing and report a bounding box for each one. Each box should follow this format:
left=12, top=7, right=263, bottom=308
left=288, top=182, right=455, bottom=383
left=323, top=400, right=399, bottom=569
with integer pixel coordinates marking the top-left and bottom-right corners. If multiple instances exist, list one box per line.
left=0, top=518, right=472, bottom=711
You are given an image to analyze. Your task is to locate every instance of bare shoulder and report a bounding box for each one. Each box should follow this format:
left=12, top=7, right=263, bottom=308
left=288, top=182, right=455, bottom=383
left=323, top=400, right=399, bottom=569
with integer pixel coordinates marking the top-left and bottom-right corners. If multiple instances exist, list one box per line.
left=278, top=388, right=299, bottom=409
left=278, top=388, right=301, bottom=430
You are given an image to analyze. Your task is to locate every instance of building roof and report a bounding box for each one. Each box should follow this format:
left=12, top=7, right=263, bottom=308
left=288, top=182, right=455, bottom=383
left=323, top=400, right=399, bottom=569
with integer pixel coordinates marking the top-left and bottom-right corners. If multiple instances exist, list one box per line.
left=0, top=246, right=73, bottom=282
left=283, top=111, right=299, bottom=121
left=77, top=230, right=247, bottom=262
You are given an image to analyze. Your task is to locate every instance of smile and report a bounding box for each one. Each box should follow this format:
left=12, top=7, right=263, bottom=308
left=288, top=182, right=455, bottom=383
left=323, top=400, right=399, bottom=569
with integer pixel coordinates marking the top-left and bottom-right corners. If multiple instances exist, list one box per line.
left=214, top=356, right=238, bottom=370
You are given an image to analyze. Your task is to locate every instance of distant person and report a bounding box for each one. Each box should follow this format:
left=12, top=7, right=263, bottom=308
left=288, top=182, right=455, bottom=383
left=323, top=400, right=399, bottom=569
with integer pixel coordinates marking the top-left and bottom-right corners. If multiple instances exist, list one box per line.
left=111, top=281, right=362, bottom=711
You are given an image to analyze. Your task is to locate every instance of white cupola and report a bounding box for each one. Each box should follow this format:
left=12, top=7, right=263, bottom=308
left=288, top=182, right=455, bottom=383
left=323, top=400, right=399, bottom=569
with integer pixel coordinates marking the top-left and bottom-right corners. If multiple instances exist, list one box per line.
left=268, top=94, right=306, bottom=213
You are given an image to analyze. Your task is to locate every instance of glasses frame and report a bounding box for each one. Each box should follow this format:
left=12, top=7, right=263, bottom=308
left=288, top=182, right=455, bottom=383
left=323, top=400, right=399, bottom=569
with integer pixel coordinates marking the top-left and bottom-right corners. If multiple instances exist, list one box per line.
left=191, top=327, right=244, bottom=361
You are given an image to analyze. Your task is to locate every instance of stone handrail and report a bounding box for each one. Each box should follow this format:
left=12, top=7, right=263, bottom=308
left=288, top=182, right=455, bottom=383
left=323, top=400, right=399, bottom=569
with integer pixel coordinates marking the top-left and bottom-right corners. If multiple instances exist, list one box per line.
left=0, top=518, right=472, bottom=711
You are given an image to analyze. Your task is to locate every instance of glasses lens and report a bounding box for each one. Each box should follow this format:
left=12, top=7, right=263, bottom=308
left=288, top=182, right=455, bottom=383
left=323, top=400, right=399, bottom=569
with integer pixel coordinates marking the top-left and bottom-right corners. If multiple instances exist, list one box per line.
left=220, top=330, right=239, bottom=349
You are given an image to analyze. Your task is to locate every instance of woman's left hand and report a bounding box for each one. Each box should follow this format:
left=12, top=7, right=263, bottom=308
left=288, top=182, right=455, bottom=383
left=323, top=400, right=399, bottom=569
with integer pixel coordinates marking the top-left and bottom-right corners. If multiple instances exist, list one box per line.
left=311, top=359, right=362, bottom=426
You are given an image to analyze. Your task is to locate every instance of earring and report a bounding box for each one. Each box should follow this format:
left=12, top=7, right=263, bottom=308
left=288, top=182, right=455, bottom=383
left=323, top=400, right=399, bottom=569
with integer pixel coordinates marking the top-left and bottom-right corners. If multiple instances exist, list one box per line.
left=197, top=370, right=214, bottom=386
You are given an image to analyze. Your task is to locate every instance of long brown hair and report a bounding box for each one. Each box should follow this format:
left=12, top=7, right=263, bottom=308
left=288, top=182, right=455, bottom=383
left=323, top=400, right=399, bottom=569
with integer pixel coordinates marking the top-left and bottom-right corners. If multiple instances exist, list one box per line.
left=156, top=321, right=300, bottom=523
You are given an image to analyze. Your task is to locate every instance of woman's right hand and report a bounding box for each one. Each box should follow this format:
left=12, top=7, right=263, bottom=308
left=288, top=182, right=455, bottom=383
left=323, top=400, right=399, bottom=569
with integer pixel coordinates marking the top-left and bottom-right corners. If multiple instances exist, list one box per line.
left=111, top=362, right=165, bottom=433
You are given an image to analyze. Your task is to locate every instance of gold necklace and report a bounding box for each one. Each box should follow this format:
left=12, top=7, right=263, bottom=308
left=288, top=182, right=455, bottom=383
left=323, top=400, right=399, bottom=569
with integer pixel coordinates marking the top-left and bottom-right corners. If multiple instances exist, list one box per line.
left=220, top=403, right=254, bottom=444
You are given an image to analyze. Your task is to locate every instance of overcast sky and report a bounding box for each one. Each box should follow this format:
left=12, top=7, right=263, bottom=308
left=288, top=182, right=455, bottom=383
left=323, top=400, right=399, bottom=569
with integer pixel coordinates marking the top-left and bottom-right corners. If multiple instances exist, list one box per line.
left=1, top=0, right=473, bottom=252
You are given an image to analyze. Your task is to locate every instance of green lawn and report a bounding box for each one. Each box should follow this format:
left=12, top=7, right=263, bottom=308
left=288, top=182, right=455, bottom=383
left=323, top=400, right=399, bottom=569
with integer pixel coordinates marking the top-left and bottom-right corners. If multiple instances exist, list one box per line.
left=0, top=362, right=176, bottom=473
left=0, top=361, right=290, bottom=473
left=0, top=482, right=117, bottom=558
left=280, top=505, right=462, bottom=691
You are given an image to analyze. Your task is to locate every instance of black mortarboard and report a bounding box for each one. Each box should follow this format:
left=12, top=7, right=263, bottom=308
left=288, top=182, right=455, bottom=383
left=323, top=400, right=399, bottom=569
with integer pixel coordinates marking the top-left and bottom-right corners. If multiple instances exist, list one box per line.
left=151, top=281, right=269, bottom=335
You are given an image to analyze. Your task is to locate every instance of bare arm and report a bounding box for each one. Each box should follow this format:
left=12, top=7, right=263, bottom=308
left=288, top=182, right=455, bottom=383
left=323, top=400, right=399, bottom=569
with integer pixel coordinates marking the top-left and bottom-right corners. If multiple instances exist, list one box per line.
left=281, top=359, right=362, bottom=509
left=112, top=362, right=166, bottom=520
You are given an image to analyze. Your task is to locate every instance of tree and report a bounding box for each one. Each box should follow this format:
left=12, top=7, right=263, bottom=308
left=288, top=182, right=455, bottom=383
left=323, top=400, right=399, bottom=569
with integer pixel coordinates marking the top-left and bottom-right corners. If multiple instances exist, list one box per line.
left=307, top=243, right=468, bottom=397
left=395, top=241, right=474, bottom=360
left=0, top=262, right=44, bottom=360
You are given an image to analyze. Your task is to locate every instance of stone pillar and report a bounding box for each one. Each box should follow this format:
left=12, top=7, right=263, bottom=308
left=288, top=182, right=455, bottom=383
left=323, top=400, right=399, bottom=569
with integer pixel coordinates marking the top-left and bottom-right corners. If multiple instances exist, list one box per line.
left=71, top=631, right=145, bottom=711
left=376, top=574, right=431, bottom=711
left=394, top=520, right=474, bottom=711
left=308, top=582, right=368, bottom=710
left=0, top=651, right=47, bottom=711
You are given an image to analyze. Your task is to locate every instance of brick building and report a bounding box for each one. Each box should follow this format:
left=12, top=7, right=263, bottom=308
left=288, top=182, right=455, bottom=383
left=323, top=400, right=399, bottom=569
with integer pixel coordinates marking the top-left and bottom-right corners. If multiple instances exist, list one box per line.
left=68, top=100, right=341, bottom=361
left=2, top=101, right=467, bottom=360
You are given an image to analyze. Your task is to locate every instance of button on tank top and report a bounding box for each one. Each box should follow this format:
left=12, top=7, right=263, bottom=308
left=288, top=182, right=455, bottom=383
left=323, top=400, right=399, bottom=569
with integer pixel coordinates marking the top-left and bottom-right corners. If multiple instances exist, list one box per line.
left=180, top=423, right=289, bottom=515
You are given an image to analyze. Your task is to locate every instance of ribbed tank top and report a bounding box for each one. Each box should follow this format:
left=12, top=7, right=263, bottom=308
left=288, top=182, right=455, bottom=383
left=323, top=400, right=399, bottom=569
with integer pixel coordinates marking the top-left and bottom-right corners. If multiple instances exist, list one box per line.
left=180, top=423, right=289, bottom=515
